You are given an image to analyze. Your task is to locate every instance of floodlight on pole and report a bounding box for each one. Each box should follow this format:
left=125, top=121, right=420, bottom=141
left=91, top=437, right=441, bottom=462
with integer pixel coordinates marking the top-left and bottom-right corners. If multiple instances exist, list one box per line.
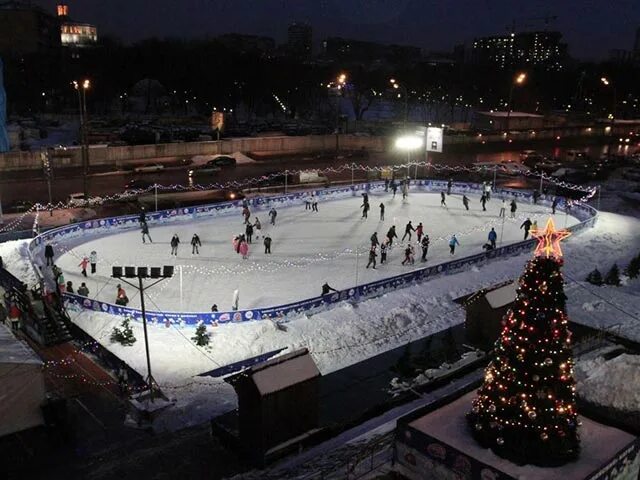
left=111, top=265, right=175, bottom=401
left=395, top=135, right=423, bottom=151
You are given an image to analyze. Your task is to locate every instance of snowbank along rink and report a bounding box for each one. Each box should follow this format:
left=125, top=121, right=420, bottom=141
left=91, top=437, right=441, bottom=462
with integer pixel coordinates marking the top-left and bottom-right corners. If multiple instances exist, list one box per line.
left=52, top=186, right=581, bottom=313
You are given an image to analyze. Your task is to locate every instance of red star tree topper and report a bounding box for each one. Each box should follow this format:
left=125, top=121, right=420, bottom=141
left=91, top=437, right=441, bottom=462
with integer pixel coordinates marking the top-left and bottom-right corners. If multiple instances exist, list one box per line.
left=532, top=218, right=571, bottom=258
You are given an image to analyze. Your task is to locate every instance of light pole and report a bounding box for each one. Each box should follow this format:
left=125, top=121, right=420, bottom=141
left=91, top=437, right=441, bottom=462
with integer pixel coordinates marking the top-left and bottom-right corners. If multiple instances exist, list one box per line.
left=112, top=265, right=175, bottom=401
left=505, top=72, right=526, bottom=136
left=73, top=79, right=91, bottom=198
left=600, top=77, right=617, bottom=158
left=390, top=79, right=408, bottom=128
left=334, top=73, right=347, bottom=157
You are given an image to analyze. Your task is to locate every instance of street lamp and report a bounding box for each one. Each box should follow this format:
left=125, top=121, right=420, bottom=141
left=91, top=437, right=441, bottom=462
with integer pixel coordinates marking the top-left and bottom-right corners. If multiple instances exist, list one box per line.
left=601, top=77, right=617, bottom=158
left=505, top=72, right=526, bottom=136
left=334, top=72, right=347, bottom=156
left=72, top=79, right=91, bottom=198
left=112, top=265, right=175, bottom=402
left=390, top=78, right=408, bottom=128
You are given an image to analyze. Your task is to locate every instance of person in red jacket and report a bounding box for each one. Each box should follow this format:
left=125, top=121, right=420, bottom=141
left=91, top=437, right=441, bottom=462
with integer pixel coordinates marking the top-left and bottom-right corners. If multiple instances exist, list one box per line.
left=416, top=222, right=424, bottom=242
left=78, top=256, right=89, bottom=277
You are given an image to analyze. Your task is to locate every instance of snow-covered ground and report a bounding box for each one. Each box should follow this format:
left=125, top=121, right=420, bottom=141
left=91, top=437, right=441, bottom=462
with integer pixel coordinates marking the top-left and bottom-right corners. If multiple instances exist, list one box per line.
left=54, top=191, right=578, bottom=312
left=3, top=184, right=639, bottom=432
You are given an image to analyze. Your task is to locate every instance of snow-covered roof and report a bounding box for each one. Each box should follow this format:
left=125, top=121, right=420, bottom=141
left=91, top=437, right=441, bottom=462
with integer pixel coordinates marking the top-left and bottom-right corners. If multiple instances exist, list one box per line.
left=0, top=324, right=42, bottom=365
left=484, top=282, right=517, bottom=309
left=477, top=111, right=543, bottom=118
left=250, top=349, right=320, bottom=396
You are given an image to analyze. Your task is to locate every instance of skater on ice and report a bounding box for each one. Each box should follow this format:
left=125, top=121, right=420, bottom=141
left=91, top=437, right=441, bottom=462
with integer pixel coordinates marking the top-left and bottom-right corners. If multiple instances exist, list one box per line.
left=78, top=256, right=89, bottom=277
left=269, top=207, right=277, bottom=225
left=552, top=197, right=560, bottom=214
left=361, top=200, right=370, bottom=219
left=391, top=181, right=398, bottom=197
left=245, top=222, right=254, bottom=244
left=366, top=246, right=377, bottom=269
left=77, top=283, right=89, bottom=297
left=449, top=234, right=460, bottom=255
left=462, top=194, right=470, bottom=211
left=263, top=234, right=272, bottom=254
left=322, top=283, right=339, bottom=295
left=402, top=181, right=409, bottom=200
left=44, top=243, right=55, bottom=266
left=370, top=232, right=379, bottom=248
left=170, top=234, right=180, bottom=256
left=305, top=193, right=312, bottom=210
left=312, top=195, right=318, bottom=212
left=488, top=227, right=497, bottom=249
left=379, top=202, right=385, bottom=221
left=480, top=193, right=487, bottom=211
left=191, top=233, right=202, bottom=254
left=447, top=178, right=452, bottom=195
left=416, top=222, right=424, bottom=242
left=421, top=235, right=430, bottom=261
left=483, top=181, right=491, bottom=200
left=532, top=189, right=540, bottom=204
left=141, top=222, right=152, bottom=243
left=510, top=199, right=517, bottom=218
left=239, top=239, right=249, bottom=259
left=116, top=284, right=129, bottom=306
left=242, top=206, right=251, bottom=224
left=386, top=226, right=397, bottom=245
left=232, top=289, right=239, bottom=311
left=402, top=221, right=415, bottom=241
left=520, top=218, right=532, bottom=239
left=253, top=217, right=262, bottom=238
left=401, top=244, right=415, bottom=265
left=441, top=191, right=447, bottom=207
left=89, top=251, right=98, bottom=274
left=380, top=241, right=388, bottom=264
left=498, top=198, right=506, bottom=217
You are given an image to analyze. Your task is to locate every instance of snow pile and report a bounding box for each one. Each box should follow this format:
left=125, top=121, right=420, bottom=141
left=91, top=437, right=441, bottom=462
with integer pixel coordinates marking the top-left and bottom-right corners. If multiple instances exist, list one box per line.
left=576, top=353, right=640, bottom=414
left=0, top=239, right=38, bottom=287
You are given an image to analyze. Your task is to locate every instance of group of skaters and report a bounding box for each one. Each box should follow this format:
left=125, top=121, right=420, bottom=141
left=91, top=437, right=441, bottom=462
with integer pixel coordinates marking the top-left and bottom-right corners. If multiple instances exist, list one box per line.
left=43, top=242, right=92, bottom=299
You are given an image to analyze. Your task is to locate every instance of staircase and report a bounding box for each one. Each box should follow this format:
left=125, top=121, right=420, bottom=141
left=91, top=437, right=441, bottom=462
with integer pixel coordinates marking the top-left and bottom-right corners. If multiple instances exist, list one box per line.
left=0, top=268, right=72, bottom=346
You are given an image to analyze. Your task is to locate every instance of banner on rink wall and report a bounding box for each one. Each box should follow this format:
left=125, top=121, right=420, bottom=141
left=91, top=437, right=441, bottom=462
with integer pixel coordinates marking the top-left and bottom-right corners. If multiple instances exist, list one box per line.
left=31, top=181, right=598, bottom=326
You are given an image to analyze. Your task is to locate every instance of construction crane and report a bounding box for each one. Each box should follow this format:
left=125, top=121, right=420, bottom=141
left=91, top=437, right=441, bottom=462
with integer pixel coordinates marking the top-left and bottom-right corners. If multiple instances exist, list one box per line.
left=508, top=15, right=558, bottom=34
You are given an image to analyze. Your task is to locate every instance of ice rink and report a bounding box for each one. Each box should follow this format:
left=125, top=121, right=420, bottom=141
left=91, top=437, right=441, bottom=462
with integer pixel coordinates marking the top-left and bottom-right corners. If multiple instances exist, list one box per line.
left=56, top=191, right=580, bottom=312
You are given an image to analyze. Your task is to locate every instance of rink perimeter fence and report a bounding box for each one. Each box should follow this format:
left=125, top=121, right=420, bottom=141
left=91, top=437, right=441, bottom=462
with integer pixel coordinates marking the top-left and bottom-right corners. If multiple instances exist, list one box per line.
left=27, top=180, right=598, bottom=327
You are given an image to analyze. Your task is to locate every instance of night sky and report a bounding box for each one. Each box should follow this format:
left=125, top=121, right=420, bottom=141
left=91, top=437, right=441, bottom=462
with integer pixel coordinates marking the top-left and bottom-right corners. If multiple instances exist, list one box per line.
left=37, top=0, right=639, bottom=60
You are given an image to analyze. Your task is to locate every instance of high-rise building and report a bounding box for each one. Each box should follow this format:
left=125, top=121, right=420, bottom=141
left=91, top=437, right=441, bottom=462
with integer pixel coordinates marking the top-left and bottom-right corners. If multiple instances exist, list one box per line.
left=0, top=1, right=61, bottom=56
left=287, top=22, right=312, bottom=58
left=469, top=31, right=567, bottom=70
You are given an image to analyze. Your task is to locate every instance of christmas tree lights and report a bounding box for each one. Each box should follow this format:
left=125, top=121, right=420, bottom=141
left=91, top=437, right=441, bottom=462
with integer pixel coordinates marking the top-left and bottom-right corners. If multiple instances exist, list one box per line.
left=467, top=218, right=580, bottom=466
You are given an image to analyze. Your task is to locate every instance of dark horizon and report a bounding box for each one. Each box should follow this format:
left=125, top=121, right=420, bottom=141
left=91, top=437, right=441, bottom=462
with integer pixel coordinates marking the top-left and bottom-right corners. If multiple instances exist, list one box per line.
left=34, top=0, right=639, bottom=61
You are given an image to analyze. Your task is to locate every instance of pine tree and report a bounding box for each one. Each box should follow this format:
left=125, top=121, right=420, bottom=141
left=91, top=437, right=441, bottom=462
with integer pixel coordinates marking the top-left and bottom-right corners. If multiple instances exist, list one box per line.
left=468, top=249, right=579, bottom=466
left=604, top=263, right=621, bottom=286
left=110, top=317, right=136, bottom=346
left=191, top=322, right=210, bottom=347
left=585, top=267, right=603, bottom=286
left=624, top=255, right=640, bottom=279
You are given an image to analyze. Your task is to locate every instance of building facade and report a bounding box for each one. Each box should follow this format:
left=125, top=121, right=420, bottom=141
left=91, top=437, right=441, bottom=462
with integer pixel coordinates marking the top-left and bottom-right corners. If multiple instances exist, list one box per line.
left=322, top=37, right=421, bottom=64
left=287, top=22, right=312, bottom=58
left=56, top=3, right=97, bottom=48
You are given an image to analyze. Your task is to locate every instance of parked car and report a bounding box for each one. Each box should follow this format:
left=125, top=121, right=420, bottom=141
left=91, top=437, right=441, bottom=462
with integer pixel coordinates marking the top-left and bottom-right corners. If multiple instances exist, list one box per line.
left=124, top=179, right=153, bottom=191
left=211, top=156, right=236, bottom=167
left=133, top=163, right=164, bottom=173
left=188, top=160, right=223, bottom=177
left=67, top=192, right=88, bottom=207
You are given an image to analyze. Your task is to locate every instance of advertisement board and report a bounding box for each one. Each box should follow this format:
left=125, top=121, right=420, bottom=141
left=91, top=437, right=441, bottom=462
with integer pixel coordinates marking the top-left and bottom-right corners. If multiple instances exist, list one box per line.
left=426, top=127, right=443, bottom=153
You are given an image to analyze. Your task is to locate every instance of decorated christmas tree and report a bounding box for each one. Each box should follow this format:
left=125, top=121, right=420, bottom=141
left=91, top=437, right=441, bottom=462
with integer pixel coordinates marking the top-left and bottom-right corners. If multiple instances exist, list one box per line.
left=468, top=218, right=580, bottom=467
left=191, top=321, right=210, bottom=347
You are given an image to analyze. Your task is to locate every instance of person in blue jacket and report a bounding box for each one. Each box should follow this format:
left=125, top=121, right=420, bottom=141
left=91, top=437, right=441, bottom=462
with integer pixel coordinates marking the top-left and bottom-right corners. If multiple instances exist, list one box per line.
left=449, top=234, right=460, bottom=255
left=488, top=228, right=497, bottom=249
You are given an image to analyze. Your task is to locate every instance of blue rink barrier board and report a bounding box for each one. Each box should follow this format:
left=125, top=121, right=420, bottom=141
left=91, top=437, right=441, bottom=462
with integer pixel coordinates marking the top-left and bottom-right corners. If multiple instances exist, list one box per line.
left=30, top=181, right=598, bottom=326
